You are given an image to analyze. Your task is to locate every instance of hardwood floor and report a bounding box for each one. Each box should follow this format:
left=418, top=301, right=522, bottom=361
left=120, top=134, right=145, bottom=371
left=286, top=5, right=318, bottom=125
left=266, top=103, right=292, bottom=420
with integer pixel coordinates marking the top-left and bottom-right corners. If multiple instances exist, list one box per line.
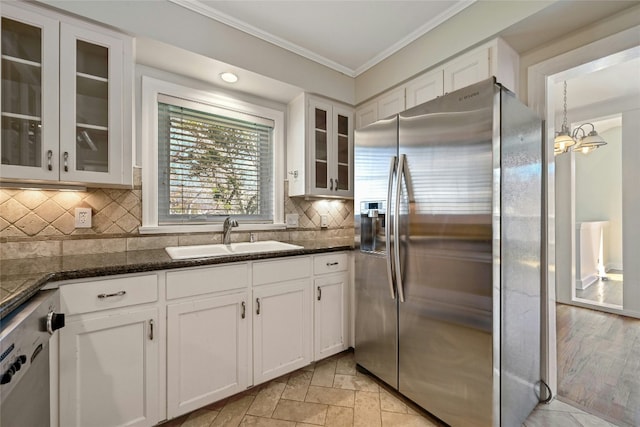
left=575, top=270, right=623, bottom=307
left=557, top=303, right=640, bottom=426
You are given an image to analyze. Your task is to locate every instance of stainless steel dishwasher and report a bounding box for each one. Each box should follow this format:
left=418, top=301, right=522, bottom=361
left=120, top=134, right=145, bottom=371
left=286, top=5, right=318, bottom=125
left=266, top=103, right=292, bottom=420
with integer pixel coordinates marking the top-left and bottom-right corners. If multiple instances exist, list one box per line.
left=0, top=290, right=65, bottom=427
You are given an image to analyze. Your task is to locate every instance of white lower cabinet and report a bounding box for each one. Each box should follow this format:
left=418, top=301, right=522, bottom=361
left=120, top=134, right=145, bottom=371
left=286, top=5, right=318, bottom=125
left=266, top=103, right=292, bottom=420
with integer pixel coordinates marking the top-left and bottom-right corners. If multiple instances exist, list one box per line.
left=54, top=253, right=349, bottom=426
left=167, top=292, right=249, bottom=417
left=253, top=279, right=313, bottom=384
left=314, top=272, right=349, bottom=360
left=59, top=307, right=159, bottom=427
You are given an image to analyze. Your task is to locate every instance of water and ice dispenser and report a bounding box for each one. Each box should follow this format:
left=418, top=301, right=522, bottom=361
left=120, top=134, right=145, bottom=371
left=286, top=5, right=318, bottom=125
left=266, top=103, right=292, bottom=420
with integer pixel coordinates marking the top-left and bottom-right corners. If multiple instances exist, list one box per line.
left=359, top=201, right=386, bottom=252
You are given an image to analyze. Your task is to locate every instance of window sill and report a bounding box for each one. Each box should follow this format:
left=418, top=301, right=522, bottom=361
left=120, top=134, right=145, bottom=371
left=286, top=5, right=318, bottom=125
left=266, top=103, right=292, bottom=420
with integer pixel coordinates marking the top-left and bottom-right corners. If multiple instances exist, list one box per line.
left=138, top=223, right=287, bottom=235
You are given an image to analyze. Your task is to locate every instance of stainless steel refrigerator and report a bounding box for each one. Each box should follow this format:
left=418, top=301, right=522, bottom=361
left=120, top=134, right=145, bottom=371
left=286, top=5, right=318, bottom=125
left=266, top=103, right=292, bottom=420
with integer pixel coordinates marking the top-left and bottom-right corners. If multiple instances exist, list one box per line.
left=354, top=78, right=542, bottom=427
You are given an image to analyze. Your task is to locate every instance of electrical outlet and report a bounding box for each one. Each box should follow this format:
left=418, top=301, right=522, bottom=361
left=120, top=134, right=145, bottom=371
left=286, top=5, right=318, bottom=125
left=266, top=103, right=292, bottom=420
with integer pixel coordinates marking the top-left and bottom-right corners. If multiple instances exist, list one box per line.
left=320, top=214, right=328, bottom=228
left=285, top=213, right=299, bottom=228
left=74, top=207, right=92, bottom=228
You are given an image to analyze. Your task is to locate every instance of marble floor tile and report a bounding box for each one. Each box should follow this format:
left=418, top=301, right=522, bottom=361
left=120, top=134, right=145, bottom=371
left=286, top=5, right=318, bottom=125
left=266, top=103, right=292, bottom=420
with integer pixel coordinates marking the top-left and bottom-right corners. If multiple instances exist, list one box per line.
left=247, top=382, right=287, bottom=417
left=380, top=411, right=439, bottom=427
left=333, top=373, right=379, bottom=392
left=325, top=405, right=354, bottom=427
left=167, top=349, right=617, bottom=427
left=210, top=395, right=254, bottom=427
left=353, top=390, right=381, bottom=427
left=271, top=399, right=328, bottom=425
left=305, top=385, right=355, bottom=407
left=379, top=388, right=408, bottom=414
left=281, top=370, right=313, bottom=402
left=181, top=409, right=219, bottom=427
left=239, top=415, right=296, bottom=427
left=311, top=359, right=337, bottom=388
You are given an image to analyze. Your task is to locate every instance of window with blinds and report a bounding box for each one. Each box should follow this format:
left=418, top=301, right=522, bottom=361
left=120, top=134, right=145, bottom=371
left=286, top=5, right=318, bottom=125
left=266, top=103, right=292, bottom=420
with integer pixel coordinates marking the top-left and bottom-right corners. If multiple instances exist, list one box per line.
left=157, top=94, right=274, bottom=224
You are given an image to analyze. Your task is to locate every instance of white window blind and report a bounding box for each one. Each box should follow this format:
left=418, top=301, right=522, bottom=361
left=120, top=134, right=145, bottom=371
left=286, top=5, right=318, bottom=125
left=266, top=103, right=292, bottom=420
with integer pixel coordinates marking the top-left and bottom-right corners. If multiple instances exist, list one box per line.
left=157, top=94, right=274, bottom=224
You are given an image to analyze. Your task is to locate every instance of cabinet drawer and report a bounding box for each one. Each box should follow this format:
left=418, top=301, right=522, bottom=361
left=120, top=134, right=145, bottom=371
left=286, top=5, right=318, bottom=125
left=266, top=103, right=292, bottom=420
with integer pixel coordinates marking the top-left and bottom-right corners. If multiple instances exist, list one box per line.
left=61, top=274, right=158, bottom=315
left=253, top=257, right=311, bottom=286
left=313, top=253, right=349, bottom=275
left=166, top=263, right=249, bottom=300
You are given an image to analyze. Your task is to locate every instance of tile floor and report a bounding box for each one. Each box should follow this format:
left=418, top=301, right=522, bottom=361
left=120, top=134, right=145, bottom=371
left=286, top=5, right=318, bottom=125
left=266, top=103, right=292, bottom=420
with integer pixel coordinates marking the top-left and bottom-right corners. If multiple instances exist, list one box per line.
left=160, top=350, right=616, bottom=427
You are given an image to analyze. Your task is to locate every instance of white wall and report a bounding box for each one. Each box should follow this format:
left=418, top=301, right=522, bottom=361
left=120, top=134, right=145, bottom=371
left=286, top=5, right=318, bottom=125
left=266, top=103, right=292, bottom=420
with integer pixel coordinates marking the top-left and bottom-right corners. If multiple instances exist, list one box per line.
left=519, top=3, right=640, bottom=103
left=622, top=109, right=640, bottom=316
left=575, top=125, right=623, bottom=270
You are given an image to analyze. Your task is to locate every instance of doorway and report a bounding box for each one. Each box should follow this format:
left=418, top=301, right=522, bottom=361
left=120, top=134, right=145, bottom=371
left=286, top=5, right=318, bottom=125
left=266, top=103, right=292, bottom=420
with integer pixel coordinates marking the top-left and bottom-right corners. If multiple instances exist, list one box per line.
left=527, top=25, right=640, bottom=413
left=552, top=51, right=639, bottom=317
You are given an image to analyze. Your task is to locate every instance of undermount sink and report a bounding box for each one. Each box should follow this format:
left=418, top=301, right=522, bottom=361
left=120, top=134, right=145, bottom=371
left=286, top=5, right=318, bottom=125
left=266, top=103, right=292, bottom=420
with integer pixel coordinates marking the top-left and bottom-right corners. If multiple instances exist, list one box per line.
left=165, top=241, right=304, bottom=260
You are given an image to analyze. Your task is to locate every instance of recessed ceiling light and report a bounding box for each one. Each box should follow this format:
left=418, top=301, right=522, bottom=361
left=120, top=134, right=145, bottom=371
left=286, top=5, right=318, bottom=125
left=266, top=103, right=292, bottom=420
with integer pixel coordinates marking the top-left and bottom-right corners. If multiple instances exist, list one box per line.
left=220, top=72, right=238, bottom=83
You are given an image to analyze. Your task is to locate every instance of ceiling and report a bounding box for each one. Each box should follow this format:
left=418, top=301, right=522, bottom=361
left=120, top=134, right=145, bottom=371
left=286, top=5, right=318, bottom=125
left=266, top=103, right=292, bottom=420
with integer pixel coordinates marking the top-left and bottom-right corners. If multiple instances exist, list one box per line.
left=169, top=0, right=475, bottom=77
left=168, top=0, right=638, bottom=79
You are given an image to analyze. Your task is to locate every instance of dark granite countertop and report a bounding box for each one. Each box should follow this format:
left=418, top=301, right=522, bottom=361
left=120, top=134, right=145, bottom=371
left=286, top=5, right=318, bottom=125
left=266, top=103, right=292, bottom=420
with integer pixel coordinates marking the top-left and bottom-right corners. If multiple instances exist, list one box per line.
left=0, top=239, right=354, bottom=320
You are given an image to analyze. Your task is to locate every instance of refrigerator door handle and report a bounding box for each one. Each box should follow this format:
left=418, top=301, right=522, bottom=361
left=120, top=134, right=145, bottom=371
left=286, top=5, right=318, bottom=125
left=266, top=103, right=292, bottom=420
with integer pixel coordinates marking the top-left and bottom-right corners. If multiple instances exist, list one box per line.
left=394, top=154, right=406, bottom=303
left=385, top=155, right=397, bottom=300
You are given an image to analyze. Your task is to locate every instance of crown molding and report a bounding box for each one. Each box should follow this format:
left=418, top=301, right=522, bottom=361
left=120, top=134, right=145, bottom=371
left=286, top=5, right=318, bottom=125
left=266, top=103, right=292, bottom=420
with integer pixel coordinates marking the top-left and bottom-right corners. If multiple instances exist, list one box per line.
left=353, top=0, right=475, bottom=76
left=169, top=0, right=475, bottom=78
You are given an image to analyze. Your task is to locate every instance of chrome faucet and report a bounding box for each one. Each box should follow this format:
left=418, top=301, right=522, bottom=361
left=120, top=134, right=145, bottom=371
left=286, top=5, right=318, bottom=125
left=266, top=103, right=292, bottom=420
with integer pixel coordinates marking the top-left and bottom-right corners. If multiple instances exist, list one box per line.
left=222, top=217, right=238, bottom=245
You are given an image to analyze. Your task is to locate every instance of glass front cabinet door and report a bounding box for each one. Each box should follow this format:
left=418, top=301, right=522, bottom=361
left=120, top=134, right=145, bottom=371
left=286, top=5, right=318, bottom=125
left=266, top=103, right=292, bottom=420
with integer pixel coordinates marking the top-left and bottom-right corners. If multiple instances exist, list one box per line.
left=1, top=5, right=59, bottom=181
left=59, top=24, right=124, bottom=185
left=308, top=98, right=353, bottom=198
left=1, top=2, right=132, bottom=187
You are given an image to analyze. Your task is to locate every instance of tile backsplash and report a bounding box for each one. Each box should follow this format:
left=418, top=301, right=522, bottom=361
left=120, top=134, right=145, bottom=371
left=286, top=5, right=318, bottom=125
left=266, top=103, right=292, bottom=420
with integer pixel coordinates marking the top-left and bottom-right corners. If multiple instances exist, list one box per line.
left=0, top=169, right=354, bottom=259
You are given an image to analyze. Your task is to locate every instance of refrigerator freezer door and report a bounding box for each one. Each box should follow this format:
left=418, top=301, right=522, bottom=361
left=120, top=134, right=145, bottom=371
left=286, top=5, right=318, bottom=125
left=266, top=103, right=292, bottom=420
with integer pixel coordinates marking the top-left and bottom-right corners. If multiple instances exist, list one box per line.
left=354, top=116, right=398, bottom=388
left=397, top=80, right=497, bottom=426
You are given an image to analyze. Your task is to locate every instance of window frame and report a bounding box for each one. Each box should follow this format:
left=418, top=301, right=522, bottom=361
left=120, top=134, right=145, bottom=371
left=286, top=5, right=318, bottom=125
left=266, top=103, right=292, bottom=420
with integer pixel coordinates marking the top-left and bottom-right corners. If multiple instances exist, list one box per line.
left=140, top=76, right=285, bottom=234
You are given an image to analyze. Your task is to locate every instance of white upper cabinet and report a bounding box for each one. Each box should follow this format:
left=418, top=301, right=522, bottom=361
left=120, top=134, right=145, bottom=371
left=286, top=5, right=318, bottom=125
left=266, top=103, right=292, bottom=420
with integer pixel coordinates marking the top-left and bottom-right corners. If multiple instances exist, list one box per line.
left=0, top=2, right=133, bottom=187
left=355, top=99, right=378, bottom=130
left=442, top=47, right=490, bottom=93
left=405, top=68, right=444, bottom=109
left=1, top=4, right=59, bottom=181
left=355, top=38, right=519, bottom=128
left=377, top=88, right=405, bottom=120
left=287, top=93, right=353, bottom=198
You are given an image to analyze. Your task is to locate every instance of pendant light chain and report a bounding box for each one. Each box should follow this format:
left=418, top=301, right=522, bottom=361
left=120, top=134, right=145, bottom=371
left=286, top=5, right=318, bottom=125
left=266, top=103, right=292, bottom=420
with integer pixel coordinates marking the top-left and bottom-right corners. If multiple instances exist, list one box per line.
left=562, top=81, right=568, bottom=131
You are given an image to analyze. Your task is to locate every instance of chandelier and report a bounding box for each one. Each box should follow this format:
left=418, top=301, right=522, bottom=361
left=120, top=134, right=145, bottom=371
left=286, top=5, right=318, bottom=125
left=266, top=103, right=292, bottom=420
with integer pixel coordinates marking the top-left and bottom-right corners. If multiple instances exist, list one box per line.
left=554, top=81, right=607, bottom=155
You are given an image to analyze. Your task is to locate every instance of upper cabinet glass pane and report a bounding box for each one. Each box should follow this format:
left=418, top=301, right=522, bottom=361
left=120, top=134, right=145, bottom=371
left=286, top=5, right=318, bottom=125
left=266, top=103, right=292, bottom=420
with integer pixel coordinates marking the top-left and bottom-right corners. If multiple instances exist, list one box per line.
left=76, top=40, right=108, bottom=78
left=315, top=108, right=327, bottom=131
left=75, top=40, right=109, bottom=173
left=1, top=17, right=43, bottom=168
left=337, top=114, right=348, bottom=136
left=1, top=18, right=41, bottom=62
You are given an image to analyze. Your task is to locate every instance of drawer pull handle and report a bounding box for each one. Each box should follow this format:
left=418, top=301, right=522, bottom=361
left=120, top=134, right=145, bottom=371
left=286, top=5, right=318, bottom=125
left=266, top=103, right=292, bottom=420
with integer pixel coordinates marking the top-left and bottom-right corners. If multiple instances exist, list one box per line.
left=97, top=290, right=126, bottom=299
left=330, top=178, right=334, bottom=191
left=149, top=319, right=154, bottom=341
left=47, top=150, right=53, bottom=171
left=317, top=286, right=322, bottom=301
left=241, top=301, right=246, bottom=319
left=326, top=262, right=339, bottom=267
left=256, top=298, right=261, bottom=315
left=63, top=152, right=69, bottom=172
